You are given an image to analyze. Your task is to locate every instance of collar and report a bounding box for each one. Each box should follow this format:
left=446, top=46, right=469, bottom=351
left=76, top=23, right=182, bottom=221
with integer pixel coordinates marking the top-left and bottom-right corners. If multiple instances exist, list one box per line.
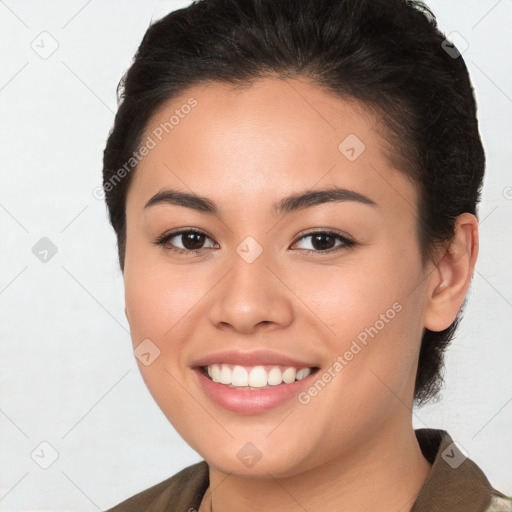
left=411, top=428, right=494, bottom=511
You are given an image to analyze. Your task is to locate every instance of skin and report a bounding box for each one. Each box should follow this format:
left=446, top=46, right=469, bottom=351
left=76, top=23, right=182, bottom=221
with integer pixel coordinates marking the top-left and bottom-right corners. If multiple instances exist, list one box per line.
left=123, top=77, right=478, bottom=512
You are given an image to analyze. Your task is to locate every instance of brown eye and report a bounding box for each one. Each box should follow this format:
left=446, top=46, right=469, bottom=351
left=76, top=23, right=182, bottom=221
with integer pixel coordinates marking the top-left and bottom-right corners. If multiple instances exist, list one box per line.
left=178, top=231, right=207, bottom=250
left=292, top=230, right=356, bottom=254
left=308, top=233, right=336, bottom=251
left=153, top=228, right=218, bottom=255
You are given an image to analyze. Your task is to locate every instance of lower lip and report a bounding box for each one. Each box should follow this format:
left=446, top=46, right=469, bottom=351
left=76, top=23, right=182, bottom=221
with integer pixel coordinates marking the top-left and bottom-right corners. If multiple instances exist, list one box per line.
left=193, top=367, right=318, bottom=414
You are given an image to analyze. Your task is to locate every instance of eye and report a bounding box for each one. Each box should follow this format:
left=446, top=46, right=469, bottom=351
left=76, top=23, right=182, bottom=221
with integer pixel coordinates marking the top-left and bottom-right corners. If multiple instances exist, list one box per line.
left=291, top=229, right=356, bottom=254
left=153, top=228, right=218, bottom=256
left=153, top=228, right=356, bottom=257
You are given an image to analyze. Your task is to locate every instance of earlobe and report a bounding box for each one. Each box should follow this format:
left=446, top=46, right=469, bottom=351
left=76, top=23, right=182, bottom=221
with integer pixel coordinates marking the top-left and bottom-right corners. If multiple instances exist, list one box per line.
left=424, top=213, right=479, bottom=332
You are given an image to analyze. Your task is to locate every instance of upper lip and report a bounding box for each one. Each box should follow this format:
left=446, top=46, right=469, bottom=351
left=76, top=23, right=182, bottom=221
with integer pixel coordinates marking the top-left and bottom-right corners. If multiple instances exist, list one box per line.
left=190, top=349, right=318, bottom=369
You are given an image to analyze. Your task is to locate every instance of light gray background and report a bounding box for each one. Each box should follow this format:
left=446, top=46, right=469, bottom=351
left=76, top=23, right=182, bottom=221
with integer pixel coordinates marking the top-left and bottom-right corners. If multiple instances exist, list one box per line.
left=0, top=0, right=511, bottom=510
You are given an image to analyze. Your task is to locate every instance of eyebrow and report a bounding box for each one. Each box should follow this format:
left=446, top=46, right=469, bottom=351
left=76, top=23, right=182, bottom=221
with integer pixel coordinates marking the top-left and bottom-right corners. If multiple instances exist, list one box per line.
left=144, top=186, right=377, bottom=217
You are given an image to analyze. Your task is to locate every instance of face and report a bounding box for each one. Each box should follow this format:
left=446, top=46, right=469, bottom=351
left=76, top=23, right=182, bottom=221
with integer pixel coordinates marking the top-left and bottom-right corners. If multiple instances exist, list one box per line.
left=123, top=77, right=434, bottom=478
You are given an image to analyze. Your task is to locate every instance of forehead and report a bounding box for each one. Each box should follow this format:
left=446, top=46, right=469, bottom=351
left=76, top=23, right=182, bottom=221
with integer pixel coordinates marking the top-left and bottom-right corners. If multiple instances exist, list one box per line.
left=127, top=77, right=417, bottom=218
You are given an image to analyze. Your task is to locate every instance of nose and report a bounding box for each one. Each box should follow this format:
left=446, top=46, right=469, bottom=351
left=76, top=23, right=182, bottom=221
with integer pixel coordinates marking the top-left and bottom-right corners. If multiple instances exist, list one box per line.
left=208, top=246, right=294, bottom=335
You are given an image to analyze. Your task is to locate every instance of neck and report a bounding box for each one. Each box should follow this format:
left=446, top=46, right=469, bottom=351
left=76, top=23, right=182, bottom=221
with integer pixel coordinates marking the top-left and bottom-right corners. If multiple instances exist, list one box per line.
left=199, top=420, right=432, bottom=512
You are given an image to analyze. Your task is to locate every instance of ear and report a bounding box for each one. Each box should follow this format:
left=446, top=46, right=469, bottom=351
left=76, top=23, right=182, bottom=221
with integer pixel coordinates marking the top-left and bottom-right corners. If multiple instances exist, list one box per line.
left=423, top=213, right=479, bottom=331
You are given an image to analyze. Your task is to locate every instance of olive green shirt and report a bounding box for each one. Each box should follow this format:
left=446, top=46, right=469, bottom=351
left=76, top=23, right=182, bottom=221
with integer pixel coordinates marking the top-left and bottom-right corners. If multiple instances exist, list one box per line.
left=105, top=428, right=512, bottom=511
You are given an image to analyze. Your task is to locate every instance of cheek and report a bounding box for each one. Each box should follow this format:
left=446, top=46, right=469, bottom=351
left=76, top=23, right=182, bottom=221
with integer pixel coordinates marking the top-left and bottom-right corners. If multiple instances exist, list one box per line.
left=293, top=248, right=424, bottom=398
left=124, top=258, right=200, bottom=343
left=290, top=251, right=418, bottom=343
left=123, top=264, right=200, bottom=425
left=123, top=214, right=189, bottom=342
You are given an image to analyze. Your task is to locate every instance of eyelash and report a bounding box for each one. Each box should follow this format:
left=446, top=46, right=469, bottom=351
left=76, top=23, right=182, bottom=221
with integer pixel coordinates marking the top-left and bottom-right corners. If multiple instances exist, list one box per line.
left=152, top=227, right=356, bottom=257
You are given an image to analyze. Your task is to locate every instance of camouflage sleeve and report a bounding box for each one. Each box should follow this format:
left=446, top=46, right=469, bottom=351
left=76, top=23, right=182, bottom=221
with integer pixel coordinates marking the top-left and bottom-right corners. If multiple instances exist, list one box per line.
left=485, top=492, right=512, bottom=511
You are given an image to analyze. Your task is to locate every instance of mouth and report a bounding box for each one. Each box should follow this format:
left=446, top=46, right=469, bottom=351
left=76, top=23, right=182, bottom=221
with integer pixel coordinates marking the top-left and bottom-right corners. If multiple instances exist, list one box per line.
left=192, top=364, right=321, bottom=414
left=198, top=363, right=320, bottom=390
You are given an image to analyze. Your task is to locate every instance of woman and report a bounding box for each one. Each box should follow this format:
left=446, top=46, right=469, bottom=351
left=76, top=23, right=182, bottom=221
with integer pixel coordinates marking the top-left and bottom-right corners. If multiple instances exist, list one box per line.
left=101, top=0, right=511, bottom=510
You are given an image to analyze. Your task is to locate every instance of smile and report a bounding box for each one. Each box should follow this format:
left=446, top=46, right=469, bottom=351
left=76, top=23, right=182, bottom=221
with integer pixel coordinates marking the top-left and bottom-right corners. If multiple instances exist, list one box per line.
left=203, top=364, right=314, bottom=389
left=194, top=365, right=320, bottom=414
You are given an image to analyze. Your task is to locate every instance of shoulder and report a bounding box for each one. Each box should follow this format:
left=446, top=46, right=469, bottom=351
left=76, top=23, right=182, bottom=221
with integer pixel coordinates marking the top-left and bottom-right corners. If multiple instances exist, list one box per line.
left=412, top=428, right=511, bottom=512
left=104, top=460, right=209, bottom=512
left=485, top=491, right=512, bottom=512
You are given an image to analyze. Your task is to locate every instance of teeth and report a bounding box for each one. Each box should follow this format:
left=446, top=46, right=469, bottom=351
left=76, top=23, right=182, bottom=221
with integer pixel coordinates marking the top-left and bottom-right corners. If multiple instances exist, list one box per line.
left=296, top=368, right=308, bottom=380
left=248, top=366, right=267, bottom=387
left=219, top=364, right=231, bottom=384
left=232, top=365, right=249, bottom=386
left=206, top=364, right=312, bottom=388
left=282, top=367, right=296, bottom=384
left=267, top=366, right=283, bottom=386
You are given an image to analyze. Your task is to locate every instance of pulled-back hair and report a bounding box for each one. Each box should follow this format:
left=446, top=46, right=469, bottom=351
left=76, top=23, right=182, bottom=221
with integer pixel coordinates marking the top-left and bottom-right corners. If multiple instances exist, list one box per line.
left=102, top=0, right=485, bottom=405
